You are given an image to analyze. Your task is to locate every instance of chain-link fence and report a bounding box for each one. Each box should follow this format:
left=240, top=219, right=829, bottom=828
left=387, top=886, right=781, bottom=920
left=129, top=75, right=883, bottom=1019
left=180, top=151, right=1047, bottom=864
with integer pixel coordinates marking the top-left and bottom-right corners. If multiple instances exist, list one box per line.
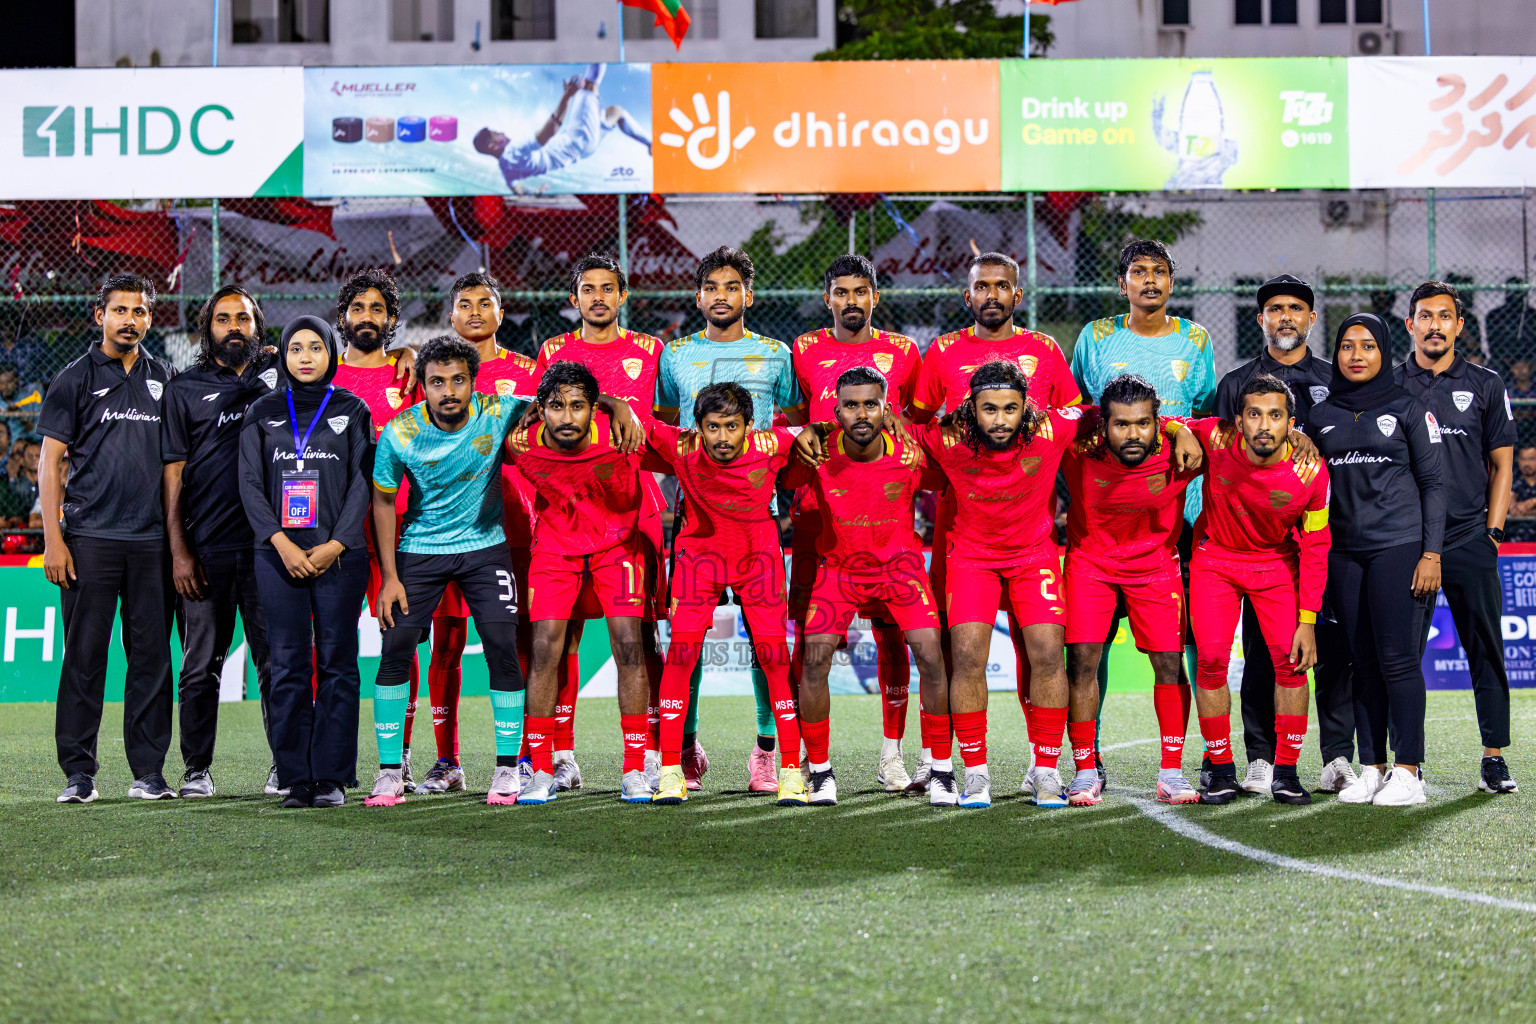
left=1, top=188, right=1533, bottom=548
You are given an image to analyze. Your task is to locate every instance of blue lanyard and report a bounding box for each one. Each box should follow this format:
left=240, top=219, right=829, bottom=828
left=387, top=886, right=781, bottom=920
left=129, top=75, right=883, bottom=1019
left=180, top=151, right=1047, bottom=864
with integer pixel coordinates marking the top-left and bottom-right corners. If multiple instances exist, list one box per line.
left=286, top=386, right=334, bottom=471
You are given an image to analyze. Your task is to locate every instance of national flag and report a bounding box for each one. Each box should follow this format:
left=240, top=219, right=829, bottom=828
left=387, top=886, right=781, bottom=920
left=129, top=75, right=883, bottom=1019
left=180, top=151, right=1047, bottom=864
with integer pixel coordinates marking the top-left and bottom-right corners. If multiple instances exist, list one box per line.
left=621, top=0, right=690, bottom=50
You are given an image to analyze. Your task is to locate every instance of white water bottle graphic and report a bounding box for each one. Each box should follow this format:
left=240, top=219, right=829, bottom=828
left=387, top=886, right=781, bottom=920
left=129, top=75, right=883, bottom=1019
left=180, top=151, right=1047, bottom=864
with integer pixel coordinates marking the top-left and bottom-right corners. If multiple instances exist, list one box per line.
left=1153, top=71, right=1239, bottom=188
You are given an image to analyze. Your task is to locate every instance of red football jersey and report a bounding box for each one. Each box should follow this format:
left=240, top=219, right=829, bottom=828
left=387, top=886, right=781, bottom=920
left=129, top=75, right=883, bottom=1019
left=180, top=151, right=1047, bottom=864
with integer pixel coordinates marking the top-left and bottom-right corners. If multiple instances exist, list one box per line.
left=783, top=430, right=929, bottom=572
left=536, top=327, right=663, bottom=420
left=645, top=421, right=792, bottom=551
left=792, top=328, right=921, bottom=423
left=1063, top=420, right=1199, bottom=579
left=507, top=421, right=646, bottom=557
left=1187, top=417, right=1332, bottom=614
left=333, top=355, right=416, bottom=437
left=912, top=326, right=1080, bottom=417
left=912, top=410, right=1088, bottom=567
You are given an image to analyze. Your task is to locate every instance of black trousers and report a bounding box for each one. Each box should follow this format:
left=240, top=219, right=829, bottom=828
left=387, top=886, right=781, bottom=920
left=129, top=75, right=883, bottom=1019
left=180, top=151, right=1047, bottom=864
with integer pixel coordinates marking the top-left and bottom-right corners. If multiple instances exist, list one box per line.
left=255, top=547, right=368, bottom=790
left=376, top=546, right=523, bottom=695
left=1328, top=543, right=1431, bottom=766
left=55, top=535, right=174, bottom=779
left=1236, top=600, right=1357, bottom=764
left=176, top=547, right=274, bottom=771
left=1417, top=532, right=1510, bottom=750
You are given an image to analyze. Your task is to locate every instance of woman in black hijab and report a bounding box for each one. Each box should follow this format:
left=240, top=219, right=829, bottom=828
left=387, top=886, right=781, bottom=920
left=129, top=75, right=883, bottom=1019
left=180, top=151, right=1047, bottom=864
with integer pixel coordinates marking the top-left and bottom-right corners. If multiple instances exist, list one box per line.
left=1306, top=312, right=1444, bottom=807
left=239, top=315, right=374, bottom=807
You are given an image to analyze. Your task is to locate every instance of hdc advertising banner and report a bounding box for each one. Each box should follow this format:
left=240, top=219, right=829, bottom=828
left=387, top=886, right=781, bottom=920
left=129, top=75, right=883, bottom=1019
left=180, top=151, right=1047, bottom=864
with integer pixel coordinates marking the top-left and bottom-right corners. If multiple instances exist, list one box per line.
left=302, top=63, right=654, bottom=196
left=0, top=67, right=303, bottom=199
left=650, top=60, right=1001, bottom=193
left=1000, top=58, right=1350, bottom=191
left=1348, top=56, right=1536, bottom=189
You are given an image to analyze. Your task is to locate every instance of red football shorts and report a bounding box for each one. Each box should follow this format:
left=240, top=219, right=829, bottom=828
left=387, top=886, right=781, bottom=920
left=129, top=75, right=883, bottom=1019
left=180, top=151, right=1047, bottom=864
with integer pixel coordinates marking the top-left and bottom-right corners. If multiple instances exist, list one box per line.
left=1064, top=560, right=1185, bottom=652
left=1190, top=556, right=1307, bottom=689
left=669, top=544, right=787, bottom=637
left=945, top=555, right=1064, bottom=629
left=787, top=504, right=821, bottom=621
left=804, top=556, right=939, bottom=636
left=528, top=541, right=648, bottom=621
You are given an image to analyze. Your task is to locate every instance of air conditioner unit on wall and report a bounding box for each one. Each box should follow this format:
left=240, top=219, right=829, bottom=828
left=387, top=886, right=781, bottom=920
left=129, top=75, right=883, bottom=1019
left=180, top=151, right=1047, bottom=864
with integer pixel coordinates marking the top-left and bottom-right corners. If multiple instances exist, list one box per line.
left=1321, top=194, right=1368, bottom=229
left=1354, top=28, right=1399, bottom=55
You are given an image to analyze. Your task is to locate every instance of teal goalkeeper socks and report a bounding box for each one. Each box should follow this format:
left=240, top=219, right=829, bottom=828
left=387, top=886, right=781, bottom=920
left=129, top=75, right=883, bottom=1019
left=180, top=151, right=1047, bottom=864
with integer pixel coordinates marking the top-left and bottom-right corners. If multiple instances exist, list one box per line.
left=751, top=662, right=775, bottom=737
left=685, top=661, right=701, bottom=735
left=373, top=682, right=410, bottom=767
left=491, top=689, right=526, bottom=759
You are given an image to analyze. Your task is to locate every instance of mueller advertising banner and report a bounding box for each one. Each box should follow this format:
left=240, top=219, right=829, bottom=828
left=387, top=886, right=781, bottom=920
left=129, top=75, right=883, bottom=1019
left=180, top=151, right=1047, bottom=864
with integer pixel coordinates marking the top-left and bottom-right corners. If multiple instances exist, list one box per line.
left=0, top=67, right=304, bottom=199
left=302, top=63, right=654, bottom=196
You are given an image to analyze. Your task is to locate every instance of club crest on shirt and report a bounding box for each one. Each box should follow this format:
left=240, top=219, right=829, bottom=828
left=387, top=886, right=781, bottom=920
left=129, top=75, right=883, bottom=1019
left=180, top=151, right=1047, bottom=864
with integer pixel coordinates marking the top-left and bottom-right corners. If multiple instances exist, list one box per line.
left=623, top=358, right=643, bottom=381
left=748, top=467, right=768, bottom=489
left=1170, top=360, right=1191, bottom=383
left=385, top=387, right=404, bottom=409
left=1019, top=355, right=1038, bottom=377
left=1309, top=386, right=1329, bottom=404
left=1376, top=414, right=1396, bottom=437
left=594, top=463, right=615, bottom=481
left=146, top=380, right=163, bottom=401
left=1452, top=390, right=1474, bottom=412
left=883, top=480, right=905, bottom=503
left=1146, top=475, right=1166, bottom=494
left=743, top=354, right=764, bottom=374
left=1269, top=489, right=1293, bottom=510
left=472, top=434, right=494, bottom=455
left=328, top=415, right=349, bottom=434
left=259, top=368, right=279, bottom=390
left=496, top=380, right=517, bottom=397
left=874, top=353, right=894, bottom=374
left=1019, top=455, right=1043, bottom=477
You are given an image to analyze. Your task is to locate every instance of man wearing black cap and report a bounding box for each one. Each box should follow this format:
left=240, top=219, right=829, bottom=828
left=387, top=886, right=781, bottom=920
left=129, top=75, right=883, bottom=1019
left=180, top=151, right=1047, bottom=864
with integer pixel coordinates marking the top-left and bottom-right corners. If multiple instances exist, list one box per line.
left=1214, top=275, right=1355, bottom=796
left=40, top=273, right=178, bottom=803
left=1394, top=280, right=1519, bottom=794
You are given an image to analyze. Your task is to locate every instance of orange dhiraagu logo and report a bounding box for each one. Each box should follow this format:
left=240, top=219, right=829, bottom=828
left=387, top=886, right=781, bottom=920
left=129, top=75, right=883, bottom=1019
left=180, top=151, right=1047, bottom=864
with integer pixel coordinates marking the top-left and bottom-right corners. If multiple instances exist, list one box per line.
left=653, top=61, right=1001, bottom=193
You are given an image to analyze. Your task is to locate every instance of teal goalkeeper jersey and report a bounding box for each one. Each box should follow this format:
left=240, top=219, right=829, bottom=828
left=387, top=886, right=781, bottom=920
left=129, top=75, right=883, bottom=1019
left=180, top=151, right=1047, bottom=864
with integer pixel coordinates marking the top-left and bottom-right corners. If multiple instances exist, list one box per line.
left=372, top=392, right=523, bottom=555
left=655, top=330, right=805, bottom=428
left=1070, top=314, right=1217, bottom=523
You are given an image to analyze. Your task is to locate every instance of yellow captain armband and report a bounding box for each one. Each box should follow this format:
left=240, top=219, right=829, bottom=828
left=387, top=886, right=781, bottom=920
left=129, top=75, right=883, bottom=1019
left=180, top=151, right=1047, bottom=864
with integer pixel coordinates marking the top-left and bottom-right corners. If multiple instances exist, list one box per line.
left=1298, top=611, right=1318, bottom=624
left=1302, top=507, right=1329, bottom=532
left=1161, top=419, right=1182, bottom=437
left=373, top=483, right=399, bottom=495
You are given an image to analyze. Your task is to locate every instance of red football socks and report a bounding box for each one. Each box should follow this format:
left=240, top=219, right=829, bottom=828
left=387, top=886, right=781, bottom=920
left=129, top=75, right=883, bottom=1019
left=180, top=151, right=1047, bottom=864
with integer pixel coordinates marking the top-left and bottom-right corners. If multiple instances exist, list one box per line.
left=428, top=616, right=468, bottom=764
left=920, top=711, right=952, bottom=762
left=801, top=716, right=831, bottom=766
left=525, top=715, right=555, bottom=775
left=554, top=650, right=581, bottom=751
left=1153, top=683, right=1188, bottom=770
left=1031, top=705, right=1068, bottom=769
left=1067, top=720, right=1097, bottom=773
left=874, top=626, right=910, bottom=741
left=1198, top=714, right=1233, bottom=765
left=658, top=632, right=703, bottom=767
left=620, top=714, right=648, bottom=774
left=952, top=710, right=988, bottom=768
left=757, top=638, right=802, bottom=769
left=1275, top=713, right=1307, bottom=767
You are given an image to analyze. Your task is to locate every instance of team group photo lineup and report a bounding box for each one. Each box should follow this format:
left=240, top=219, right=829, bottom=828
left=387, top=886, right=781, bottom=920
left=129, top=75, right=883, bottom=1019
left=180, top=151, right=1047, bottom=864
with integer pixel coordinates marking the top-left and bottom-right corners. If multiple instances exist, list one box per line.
left=46, top=236, right=1517, bottom=811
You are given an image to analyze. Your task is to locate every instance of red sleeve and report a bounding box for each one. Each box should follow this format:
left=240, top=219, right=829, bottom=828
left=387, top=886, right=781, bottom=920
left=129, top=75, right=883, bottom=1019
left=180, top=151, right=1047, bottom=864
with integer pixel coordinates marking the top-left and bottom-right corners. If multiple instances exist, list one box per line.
left=1042, top=341, right=1082, bottom=407
left=919, top=464, right=948, bottom=491
left=894, top=349, right=922, bottom=416
left=1297, top=463, right=1331, bottom=616
left=911, top=348, right=945, bottom=415
left=1182, top=415, right=1226, bottom=451
left=643, top=419, right=680, bottom=468
left=781, top=459, right=815, bottom=490
left=909, top=420, right=944, bottom=462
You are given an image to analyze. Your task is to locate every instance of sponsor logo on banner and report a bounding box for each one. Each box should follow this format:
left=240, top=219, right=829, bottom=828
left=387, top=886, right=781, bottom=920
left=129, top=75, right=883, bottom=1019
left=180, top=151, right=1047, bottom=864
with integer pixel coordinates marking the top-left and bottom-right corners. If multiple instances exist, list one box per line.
left=1453, top=390, right=1474, bottom=412
left=328, top=415, right=349, bottom=434
left=1310, top=385, right=1330, bottom=403
left=653, top=62, right=1000, bottom=193
left=1377, top=414, right=1396, bottom=436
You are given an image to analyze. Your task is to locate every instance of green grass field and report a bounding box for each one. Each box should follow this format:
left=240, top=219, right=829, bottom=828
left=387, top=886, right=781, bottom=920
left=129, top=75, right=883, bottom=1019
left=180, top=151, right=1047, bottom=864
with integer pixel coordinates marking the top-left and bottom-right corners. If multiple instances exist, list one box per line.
left=3, top=691, right=1534, bottom=1024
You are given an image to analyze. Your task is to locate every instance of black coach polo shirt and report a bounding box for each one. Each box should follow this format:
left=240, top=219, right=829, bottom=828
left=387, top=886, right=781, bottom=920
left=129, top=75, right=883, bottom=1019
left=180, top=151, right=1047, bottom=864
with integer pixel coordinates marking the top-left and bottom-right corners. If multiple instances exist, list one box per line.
left=1394, top=352, right=1517, bottom=551
left=38, top=342, right=176, bottom=542
left=1215, top=346, right=1333, bottom=430
left=161, top=355, right=279, bottom=555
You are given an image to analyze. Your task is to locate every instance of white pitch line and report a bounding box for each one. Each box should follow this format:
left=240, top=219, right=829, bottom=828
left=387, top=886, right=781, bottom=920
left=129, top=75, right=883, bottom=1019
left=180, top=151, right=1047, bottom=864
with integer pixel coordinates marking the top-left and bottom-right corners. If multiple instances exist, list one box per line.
left=1122, top=792, right=1536, bottom=915
left=1100, top=738, right=1159, bottom=752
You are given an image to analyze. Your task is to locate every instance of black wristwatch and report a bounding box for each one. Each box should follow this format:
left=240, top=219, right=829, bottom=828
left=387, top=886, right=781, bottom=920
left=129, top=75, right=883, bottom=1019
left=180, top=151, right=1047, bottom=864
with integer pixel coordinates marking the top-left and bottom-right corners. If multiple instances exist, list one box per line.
left=1488, top=527, right=1506, bottom=543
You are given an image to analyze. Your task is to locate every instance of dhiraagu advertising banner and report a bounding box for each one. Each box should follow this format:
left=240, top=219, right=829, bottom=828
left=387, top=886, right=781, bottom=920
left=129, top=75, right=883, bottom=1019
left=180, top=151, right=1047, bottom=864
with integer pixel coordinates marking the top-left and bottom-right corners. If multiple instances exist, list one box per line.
left=1000, top=57, right=1349, bottom=191
left=303, top=63, right=653, bottom=197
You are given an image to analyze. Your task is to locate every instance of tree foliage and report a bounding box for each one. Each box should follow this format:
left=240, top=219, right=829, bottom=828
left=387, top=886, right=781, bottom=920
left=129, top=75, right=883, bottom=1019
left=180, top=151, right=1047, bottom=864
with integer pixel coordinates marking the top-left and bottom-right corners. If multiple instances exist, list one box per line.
left=816, top=0, right=1054, bottom=61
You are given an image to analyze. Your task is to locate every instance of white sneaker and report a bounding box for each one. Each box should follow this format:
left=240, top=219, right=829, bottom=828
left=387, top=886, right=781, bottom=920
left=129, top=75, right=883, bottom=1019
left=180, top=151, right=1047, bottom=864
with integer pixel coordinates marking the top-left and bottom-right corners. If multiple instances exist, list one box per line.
left=1318, top=756, right=1358, bottom=794
left=643, top=751, right=661, bottom=792
left=1372, top=767, right=1427, bottom=807
left=808, top=768, right=838, bottom=806
left=907, top=759, right=932, bottom=794
left=486, top=765, right=520, bottom=805
left=1019, top=758, right=1038, bottom=795
left=263, top=765, right=288, bottom=797
left=928, top=769, right=958, bottom=806
left=619, top=769, right=653, bottom=803
left=552, top=757, right=584, bottom=792
left=959, top=768, right=991, bottom=809
left=414, top=760, right=466, bottom=794
left=363, top=768, right=406, bottom=807
left=877, top=750, right=911, bottom=792
left=520, top=770, right=557, bottom=805
left=1027, top=766, right=1067, bottom=808
left=1241, top=759, right=1274, bottom=794
left=1338, top=765, right=1385, bottom=804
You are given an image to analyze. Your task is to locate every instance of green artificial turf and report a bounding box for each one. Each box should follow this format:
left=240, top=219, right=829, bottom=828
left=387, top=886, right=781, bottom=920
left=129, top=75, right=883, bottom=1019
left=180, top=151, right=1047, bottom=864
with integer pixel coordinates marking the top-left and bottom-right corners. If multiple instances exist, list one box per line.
left=2, top=692, right=1534, bottom=1023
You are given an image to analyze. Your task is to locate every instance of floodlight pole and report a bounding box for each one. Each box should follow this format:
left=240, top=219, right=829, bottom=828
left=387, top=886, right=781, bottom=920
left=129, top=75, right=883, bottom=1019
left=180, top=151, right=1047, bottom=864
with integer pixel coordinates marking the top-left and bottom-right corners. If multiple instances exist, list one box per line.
left=210, top=0, right=222, bottom=292
left=1423, top=0, right=1436, bottom=279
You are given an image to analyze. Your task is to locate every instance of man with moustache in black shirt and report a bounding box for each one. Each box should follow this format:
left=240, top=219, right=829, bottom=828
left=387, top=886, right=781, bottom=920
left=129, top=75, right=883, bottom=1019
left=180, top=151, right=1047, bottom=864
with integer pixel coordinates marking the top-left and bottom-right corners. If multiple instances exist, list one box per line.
left=41, top=273, right=179, bottom=803
left=162, top=285, right=281, bottom=798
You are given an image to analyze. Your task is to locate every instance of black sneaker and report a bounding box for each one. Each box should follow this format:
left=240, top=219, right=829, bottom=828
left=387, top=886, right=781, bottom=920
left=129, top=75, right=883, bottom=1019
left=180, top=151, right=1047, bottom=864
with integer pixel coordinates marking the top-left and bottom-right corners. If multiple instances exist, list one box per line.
left=128, top=773, right=177, bottom=800
left=1200, top=771, right=1241, bottom=804
left=1096, top=753, right=1108, bottom=790
left=280, top=783, right=315, bottom=808
left=1271, top=772, right=1313, bottom=805
left=178, top=768, right=215, bottom=798
left=1199, top=756, right=1214, bottom=791
left=311, top=781, right=345, bottom=808
left=56, top=773, right=98, bottom=804
left=1480, top=756, right=1519, bottom=794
